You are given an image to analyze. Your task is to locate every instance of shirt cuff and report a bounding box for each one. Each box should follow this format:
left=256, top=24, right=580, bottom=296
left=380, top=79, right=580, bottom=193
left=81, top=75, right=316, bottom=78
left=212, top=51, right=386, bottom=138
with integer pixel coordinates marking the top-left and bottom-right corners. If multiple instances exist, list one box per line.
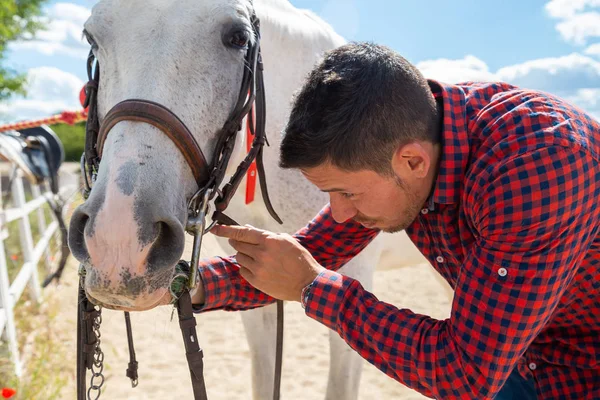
left=192, top=258, right=233, bottom=313
left=303, top=269, right=352, bottom=331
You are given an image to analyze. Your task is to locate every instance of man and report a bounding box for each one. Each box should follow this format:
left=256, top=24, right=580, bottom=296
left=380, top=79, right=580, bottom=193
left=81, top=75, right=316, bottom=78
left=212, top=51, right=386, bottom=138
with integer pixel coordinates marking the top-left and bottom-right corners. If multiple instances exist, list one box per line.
left=192, top=42, right=600, bottom=399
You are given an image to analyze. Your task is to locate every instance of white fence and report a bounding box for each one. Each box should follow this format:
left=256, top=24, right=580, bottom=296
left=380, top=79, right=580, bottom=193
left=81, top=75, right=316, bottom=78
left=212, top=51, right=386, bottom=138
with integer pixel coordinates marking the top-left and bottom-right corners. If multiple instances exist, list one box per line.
left=0, top=165, right=75, bottom=376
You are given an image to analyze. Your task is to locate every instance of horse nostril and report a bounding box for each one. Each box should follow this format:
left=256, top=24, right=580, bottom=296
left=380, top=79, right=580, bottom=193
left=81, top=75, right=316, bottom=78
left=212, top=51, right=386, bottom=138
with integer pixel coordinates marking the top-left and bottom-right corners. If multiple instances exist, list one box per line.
left=156, top=221, right=166, bottom=241
left=146, top=220, right=185, bottom=273
left=68, top=207, right=91, bottom=262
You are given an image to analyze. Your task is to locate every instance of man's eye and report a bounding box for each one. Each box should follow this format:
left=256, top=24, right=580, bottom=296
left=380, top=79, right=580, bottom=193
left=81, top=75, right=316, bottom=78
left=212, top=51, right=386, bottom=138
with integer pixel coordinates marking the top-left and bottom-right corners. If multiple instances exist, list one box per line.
left=341, top=192, right=355, bottom=199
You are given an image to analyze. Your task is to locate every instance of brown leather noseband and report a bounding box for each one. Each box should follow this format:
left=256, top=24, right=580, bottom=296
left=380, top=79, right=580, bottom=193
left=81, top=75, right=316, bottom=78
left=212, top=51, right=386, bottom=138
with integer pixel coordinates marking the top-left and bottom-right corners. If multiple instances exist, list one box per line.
left=96, top=99, right=210, bottom=187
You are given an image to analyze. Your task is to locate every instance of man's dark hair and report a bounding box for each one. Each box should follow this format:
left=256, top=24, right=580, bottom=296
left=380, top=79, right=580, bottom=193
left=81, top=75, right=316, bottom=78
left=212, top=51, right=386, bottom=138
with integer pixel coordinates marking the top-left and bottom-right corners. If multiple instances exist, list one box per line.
left=279, top=42, right=441, bottom=175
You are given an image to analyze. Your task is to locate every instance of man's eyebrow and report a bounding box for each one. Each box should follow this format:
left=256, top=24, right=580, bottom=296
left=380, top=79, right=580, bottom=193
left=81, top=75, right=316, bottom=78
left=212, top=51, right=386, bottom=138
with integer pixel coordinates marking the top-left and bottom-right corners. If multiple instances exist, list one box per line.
left=321, top=188, right=347, bottom=193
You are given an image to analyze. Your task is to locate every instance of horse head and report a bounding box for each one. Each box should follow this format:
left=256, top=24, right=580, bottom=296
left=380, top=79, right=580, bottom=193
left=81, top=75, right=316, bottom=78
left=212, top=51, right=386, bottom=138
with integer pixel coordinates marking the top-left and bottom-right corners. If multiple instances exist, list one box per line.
left=69, top=0, right=261, bottom=310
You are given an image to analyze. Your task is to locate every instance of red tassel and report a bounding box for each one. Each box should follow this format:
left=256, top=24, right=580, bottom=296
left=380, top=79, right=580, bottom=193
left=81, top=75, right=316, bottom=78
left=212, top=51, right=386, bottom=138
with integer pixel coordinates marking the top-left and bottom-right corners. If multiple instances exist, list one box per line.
left=245, top=106, right=257, bottom=205
left=79, top=85, right=89, bottom=112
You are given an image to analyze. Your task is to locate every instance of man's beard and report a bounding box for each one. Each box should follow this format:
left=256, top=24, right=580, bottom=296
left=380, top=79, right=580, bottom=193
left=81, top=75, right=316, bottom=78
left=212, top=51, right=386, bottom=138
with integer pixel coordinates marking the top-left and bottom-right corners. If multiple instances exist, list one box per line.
left=355, top=175, right=424, bottom=234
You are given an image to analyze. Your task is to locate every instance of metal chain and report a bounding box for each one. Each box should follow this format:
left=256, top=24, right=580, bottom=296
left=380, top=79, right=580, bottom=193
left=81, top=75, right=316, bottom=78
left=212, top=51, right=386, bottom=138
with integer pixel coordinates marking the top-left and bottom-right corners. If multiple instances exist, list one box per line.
left=87, top=306, right=105, bottom=400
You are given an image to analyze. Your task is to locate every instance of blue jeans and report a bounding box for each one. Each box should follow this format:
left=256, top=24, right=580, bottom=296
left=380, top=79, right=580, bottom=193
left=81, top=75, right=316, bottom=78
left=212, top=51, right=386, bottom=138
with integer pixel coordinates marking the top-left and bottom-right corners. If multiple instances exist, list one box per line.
left=495, top=368, right=537, bottom=400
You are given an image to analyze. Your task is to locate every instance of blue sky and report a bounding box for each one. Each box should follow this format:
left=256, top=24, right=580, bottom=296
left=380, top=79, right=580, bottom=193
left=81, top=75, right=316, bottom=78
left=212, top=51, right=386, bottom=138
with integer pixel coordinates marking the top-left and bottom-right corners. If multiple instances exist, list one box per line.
left=2, top=0, right=600, bottom=122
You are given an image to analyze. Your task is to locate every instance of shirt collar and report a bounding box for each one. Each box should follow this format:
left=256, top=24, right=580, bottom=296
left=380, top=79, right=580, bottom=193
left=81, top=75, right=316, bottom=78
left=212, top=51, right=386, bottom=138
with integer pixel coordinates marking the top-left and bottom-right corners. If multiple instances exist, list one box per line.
left=427, top=80, right=470, bottom=206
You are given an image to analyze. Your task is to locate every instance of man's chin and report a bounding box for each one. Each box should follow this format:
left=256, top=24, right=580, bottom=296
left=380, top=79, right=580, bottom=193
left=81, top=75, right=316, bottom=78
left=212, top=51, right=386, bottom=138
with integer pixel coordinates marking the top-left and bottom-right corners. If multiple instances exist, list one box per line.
left=378, top=221, right=408, bottom=234
left=357, top=219, right=407, bottom=233
left=382, top=225, right=404, bottom=234
left=359, top=221, right=379, bottom=229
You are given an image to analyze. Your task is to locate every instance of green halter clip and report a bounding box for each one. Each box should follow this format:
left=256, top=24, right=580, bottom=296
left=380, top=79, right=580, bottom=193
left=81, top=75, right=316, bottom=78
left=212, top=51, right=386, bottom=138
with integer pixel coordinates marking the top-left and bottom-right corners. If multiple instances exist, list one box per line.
left=169, top=260, right=193, bottom=303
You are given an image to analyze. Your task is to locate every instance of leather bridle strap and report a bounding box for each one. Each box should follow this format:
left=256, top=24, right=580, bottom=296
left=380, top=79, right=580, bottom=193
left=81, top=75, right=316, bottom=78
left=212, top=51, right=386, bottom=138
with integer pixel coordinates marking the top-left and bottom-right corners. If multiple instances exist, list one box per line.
left=96, top=99, right=211, bottom=188
left=273, top=299, right=283, bottom=400
left=177, top=291, right=208, bottom=400
left=212, top=45, right=282, bottom=224
left=174, top=285, right=284, bottom=400
left=210, top=213, right=284, bottom=400
left=124, top=312, right=139, bottom=387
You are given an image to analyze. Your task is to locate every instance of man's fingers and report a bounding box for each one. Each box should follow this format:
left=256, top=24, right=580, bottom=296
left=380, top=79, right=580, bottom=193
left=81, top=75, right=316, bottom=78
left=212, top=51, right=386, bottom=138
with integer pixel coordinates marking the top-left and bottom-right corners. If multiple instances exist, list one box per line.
left=228, top=239, right=262, bottom=259
left=238, top=264, right=256, bottom=284
left=235, top=252, right=258, bottom=273
left=212, top=224, right=264, bottom=244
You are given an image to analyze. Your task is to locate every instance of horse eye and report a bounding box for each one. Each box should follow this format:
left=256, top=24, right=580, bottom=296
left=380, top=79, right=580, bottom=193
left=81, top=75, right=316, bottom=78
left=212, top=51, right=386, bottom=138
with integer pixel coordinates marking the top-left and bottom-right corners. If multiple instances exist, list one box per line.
left=226, top=30, right=250, bottom=50
left=83, top=29, right=98, bottom=49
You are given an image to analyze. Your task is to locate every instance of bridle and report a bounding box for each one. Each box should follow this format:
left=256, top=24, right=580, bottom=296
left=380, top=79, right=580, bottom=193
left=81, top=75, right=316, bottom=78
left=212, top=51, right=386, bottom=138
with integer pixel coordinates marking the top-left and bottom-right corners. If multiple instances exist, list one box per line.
left=76, top=9, right=284, bottom=400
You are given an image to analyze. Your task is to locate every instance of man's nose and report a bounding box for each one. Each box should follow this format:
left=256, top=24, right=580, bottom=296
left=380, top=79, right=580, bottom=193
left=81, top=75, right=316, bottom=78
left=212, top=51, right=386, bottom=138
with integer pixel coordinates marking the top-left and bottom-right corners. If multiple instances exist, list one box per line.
left=329, top=193, right=358, bottom=223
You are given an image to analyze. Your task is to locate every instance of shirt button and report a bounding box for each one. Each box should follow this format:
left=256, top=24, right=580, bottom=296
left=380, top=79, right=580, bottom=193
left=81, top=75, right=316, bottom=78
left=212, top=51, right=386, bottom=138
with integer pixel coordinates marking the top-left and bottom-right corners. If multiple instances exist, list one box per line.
left=436, top=256, right=444, bottom=263
left=420, top=208, right=429, bottom=215
left=498, top=267, right=507, bottom=277
left=529, top=362, right=537, bottom=371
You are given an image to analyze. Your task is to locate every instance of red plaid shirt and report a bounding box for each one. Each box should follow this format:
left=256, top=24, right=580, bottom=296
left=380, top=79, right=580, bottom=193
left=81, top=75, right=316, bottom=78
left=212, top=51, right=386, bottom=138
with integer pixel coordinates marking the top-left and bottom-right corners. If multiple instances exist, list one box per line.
left=196, top=81, right=600, bottom=399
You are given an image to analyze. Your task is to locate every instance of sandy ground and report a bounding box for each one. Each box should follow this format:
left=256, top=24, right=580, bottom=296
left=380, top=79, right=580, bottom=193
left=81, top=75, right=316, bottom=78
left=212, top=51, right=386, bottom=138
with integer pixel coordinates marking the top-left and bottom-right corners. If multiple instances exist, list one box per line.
left=46, top=222, right=453, bottom=400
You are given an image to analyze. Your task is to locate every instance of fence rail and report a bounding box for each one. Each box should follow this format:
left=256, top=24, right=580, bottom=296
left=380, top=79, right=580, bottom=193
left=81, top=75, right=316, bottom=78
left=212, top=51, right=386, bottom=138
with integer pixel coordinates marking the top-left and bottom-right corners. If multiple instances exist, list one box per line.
left=0, top=165, right=75, bottom=376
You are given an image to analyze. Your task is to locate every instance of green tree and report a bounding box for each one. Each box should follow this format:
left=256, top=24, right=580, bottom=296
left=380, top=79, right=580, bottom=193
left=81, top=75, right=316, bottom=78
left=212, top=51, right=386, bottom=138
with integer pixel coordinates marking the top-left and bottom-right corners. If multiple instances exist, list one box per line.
left=0, top=0, right=48, bottom=101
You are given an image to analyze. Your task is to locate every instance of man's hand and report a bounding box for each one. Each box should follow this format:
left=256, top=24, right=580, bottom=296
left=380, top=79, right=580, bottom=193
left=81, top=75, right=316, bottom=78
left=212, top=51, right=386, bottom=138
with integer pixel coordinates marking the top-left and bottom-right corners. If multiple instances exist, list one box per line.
left=210, top=224, right=325, bottom=302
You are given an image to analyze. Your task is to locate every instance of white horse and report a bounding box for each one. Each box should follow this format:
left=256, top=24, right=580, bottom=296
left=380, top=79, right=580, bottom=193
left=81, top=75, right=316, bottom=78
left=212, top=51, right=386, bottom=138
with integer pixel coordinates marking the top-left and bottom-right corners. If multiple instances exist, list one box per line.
left=68, top=1, right=451, bottom=399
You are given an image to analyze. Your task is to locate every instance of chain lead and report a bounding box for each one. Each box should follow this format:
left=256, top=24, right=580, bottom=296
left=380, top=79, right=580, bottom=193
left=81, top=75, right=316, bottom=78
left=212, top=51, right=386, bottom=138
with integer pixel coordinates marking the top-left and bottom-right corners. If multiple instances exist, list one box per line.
left=86, top=306, right=105, bottom=400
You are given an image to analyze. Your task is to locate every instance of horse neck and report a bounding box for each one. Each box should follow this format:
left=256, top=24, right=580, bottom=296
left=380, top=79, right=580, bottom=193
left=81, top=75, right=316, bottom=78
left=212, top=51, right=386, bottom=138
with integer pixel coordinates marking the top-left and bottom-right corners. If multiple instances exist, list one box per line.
left=230, top=1, right=345, bottom=169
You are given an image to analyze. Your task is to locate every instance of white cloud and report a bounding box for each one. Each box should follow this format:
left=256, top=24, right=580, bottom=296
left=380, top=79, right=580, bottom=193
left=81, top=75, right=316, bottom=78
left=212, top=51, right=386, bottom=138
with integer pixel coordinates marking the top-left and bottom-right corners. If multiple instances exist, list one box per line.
left=496, top=53, right=600, bottom=91
left=545, top=0, right=600, bottom=18
left=0, top=67, right=84, bottom=123
left=545, top=1, right=600, bottom=45
left=584, top=42, right=600, bottom=56
left=9, top=2, right=91, bottom=59
left=417, top=55, right=497, bottom=83
left=417, top=53, right=600, bottom=120
left=50, top=2, right=92, bottom=26
left=565, top=88, right=600, bottom=109
left=563, top=88, right=600, bottom=120
left=555, top=12, right=600, bottom=45
left=418, top=53, right=600, bottom=92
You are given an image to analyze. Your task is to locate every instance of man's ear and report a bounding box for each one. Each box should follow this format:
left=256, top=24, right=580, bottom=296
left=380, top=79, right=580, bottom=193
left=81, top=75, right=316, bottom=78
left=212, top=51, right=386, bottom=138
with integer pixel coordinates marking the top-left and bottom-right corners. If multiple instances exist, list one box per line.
left=391, top=142, right=432, bottom=179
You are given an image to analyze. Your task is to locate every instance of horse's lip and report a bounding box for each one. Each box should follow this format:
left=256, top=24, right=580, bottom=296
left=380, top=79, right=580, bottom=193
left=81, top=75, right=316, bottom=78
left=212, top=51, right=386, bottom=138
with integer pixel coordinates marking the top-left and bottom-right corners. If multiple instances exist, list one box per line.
left=85, top=288, right=169, bottom=311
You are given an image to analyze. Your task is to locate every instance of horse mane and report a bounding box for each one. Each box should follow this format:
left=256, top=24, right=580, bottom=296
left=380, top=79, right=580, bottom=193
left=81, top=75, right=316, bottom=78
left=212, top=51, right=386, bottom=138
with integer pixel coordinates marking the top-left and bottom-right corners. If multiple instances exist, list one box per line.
left=256, top=0, right=346, bottom=47
left=298, top=9, right=345, bottom=41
